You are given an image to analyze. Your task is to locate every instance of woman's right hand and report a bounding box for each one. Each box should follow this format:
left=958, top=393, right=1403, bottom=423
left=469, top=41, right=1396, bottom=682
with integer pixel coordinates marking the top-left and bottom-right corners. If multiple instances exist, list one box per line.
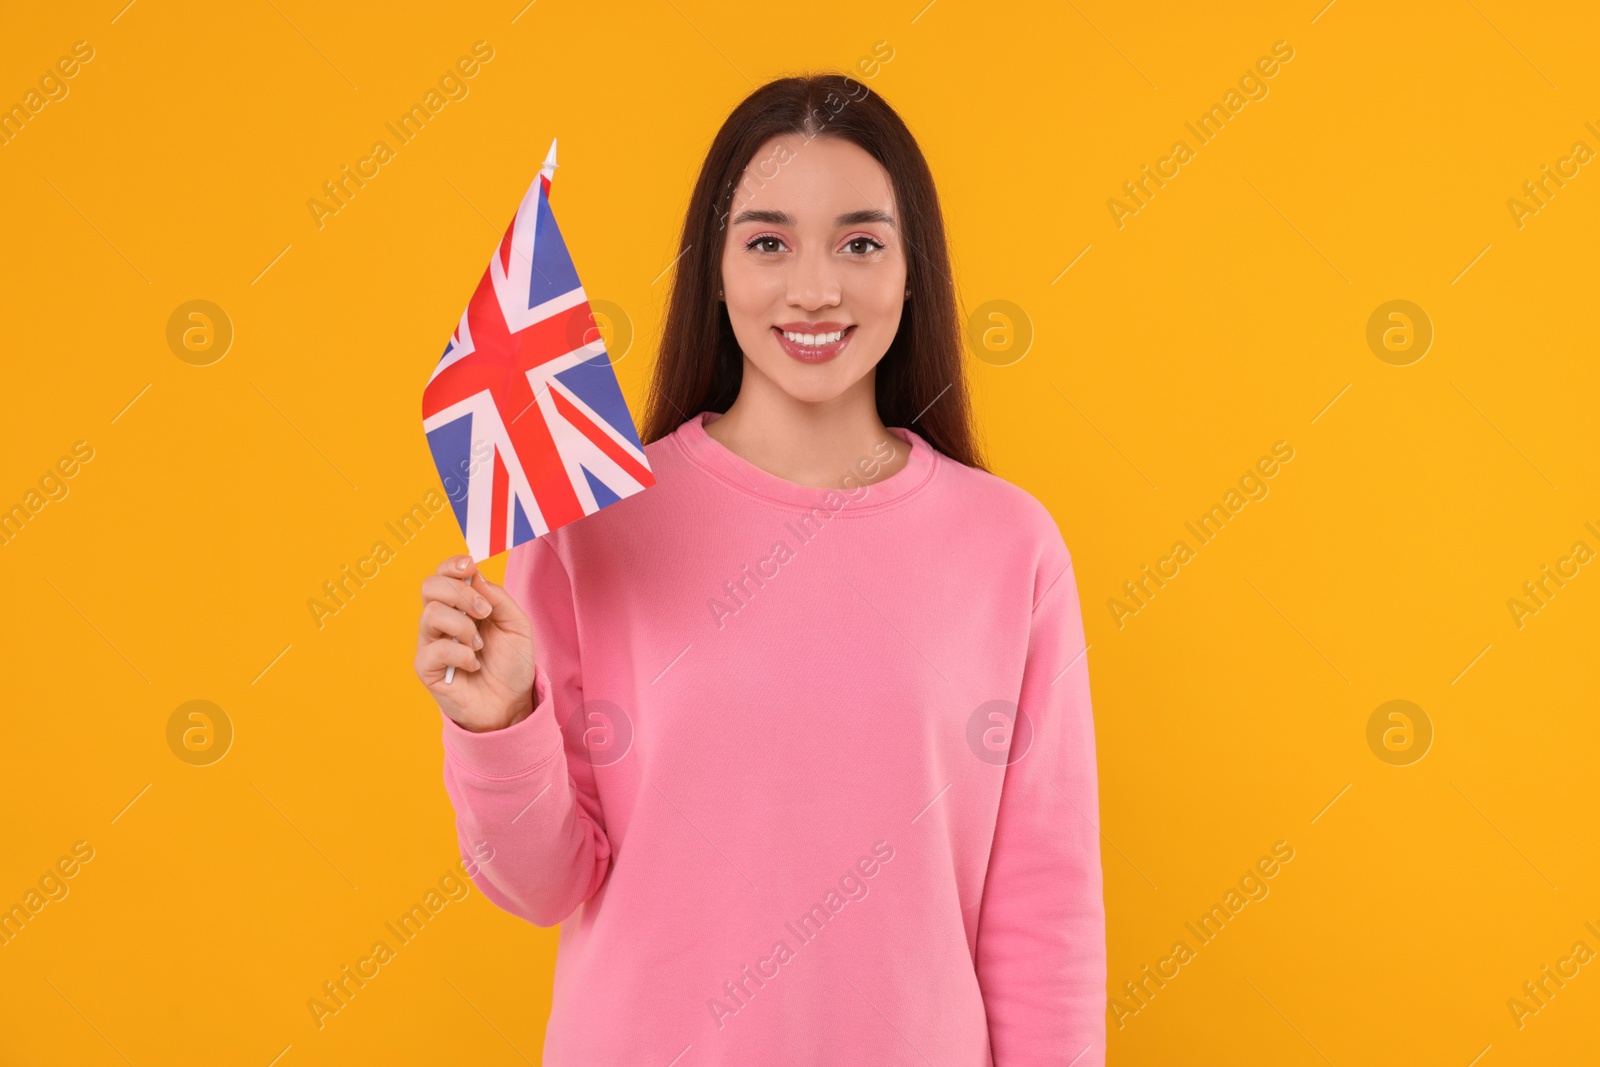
left=415, top=555, right=537, bottom=733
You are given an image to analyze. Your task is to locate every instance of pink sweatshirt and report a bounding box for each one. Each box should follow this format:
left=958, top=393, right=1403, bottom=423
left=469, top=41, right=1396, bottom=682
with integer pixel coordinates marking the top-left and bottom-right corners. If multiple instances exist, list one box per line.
left=438, top=410, right=1106, bottom=1065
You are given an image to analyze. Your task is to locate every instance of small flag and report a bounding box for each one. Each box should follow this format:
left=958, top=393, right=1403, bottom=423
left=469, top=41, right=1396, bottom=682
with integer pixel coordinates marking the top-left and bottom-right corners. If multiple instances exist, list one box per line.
left=422, top=139, right=654, bottom=562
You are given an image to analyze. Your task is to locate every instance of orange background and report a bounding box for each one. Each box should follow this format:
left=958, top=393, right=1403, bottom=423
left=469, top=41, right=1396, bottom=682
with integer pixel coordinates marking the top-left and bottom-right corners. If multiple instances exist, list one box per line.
left=2, top=1, right=1597, bottom=1064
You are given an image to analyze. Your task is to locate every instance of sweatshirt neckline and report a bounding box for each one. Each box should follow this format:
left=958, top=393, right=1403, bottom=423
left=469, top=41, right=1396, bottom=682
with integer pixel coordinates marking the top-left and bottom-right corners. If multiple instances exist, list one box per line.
left=672, top=410, right=938, bottom=514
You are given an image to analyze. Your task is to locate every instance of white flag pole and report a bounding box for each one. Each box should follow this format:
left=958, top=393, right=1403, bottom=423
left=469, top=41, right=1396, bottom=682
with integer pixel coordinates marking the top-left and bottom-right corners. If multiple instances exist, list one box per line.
left=444, top=139, right=560, bottom=687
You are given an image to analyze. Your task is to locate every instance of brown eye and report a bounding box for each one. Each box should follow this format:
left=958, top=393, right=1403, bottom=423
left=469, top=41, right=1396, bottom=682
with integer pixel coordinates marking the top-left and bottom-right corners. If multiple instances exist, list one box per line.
left=846, top=237, right=884, bottom=255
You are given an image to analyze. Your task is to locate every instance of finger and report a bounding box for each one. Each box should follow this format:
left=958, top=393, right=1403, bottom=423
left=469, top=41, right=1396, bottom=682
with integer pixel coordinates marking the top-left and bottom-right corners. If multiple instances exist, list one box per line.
left=421, top=600, right=483, bottom=646
left=459, top=568, right=513, bottom=624
left=419, top=637, right=481, bottom=677
left=471, top=571, right=521, bottom=615
left=431, top=555, right=490, bottom=615
left=420, top=573, right=492, bottom=620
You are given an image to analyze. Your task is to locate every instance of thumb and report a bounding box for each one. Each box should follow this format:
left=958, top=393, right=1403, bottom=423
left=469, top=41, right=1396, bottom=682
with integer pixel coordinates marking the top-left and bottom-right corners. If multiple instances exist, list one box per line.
left=469, top=568, right=526, bottom=621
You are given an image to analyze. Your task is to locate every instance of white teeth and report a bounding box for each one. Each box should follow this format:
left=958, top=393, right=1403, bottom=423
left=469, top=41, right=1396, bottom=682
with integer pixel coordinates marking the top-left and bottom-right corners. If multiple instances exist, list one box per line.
left=783, top=329, right=844, bottom=346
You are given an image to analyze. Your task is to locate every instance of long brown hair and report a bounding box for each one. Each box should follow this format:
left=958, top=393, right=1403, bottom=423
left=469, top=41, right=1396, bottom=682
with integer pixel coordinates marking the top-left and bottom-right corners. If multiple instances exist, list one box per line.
left=639, top=73, right=986, bottom=471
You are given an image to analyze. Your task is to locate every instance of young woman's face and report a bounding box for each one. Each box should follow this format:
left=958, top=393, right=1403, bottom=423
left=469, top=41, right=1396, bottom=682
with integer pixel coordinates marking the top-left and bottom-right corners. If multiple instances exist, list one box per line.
left=718, top=134, right=908, bottom=406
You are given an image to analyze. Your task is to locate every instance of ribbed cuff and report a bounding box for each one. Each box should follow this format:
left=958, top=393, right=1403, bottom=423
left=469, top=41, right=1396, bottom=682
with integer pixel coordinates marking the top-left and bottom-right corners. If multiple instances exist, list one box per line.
left=439, top=667, right=562, bottom=778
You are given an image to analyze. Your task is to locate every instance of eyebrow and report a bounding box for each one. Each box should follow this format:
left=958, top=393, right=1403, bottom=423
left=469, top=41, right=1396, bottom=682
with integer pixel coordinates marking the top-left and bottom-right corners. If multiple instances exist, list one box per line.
left=729, top=208, right=896, bottom=228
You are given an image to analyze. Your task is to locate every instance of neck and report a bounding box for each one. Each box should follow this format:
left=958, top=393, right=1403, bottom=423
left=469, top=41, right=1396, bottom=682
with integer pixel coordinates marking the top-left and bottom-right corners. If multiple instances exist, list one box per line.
left=703, top=364, right=908, bottom=489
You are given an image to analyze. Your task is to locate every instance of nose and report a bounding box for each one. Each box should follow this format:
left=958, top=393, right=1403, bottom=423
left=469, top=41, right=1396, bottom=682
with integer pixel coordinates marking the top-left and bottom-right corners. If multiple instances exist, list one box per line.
left=787, top=244, right=841, bottom=310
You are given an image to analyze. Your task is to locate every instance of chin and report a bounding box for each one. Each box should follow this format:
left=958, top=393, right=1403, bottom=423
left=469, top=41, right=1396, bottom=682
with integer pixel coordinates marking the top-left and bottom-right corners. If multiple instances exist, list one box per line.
left=769, top=372, right=854, bottom=406
left=762, top=355, right=876, bottom=405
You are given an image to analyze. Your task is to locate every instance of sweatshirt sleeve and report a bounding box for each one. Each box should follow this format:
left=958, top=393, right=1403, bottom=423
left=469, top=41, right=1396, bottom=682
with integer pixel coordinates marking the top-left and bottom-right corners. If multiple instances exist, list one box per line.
left=437, top=536, right=613, bottom=928
left=975, top=532, right=1107, bottom=1065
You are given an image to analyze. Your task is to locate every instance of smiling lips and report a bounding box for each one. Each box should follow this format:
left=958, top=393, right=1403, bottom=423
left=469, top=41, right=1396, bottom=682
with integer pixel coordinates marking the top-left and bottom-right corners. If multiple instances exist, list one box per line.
left=773, top=321, right=856, bottom=364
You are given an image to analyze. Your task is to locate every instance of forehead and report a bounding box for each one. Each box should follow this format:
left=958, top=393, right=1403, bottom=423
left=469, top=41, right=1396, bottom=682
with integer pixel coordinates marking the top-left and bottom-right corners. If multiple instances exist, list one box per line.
left=732, top=134, right=896, bottom=221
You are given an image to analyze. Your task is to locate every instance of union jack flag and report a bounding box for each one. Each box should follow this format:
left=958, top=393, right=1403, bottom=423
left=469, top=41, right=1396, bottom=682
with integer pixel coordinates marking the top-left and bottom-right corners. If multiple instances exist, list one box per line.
left=423, top=139, right=655, bottom=562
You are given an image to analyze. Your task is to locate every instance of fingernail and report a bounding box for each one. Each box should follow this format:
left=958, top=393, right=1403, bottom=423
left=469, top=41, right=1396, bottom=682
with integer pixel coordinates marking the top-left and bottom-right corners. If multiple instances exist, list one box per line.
left=458, top=559, right=470, bottom=572
left=474, top=597, right=490, bottom=615
left=473, top=633, right=484, bottom=650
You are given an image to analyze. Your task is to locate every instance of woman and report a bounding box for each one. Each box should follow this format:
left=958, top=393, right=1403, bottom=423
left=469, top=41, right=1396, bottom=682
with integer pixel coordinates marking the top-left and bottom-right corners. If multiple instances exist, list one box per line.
left=415, top=73, right=1106, bottom=1065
